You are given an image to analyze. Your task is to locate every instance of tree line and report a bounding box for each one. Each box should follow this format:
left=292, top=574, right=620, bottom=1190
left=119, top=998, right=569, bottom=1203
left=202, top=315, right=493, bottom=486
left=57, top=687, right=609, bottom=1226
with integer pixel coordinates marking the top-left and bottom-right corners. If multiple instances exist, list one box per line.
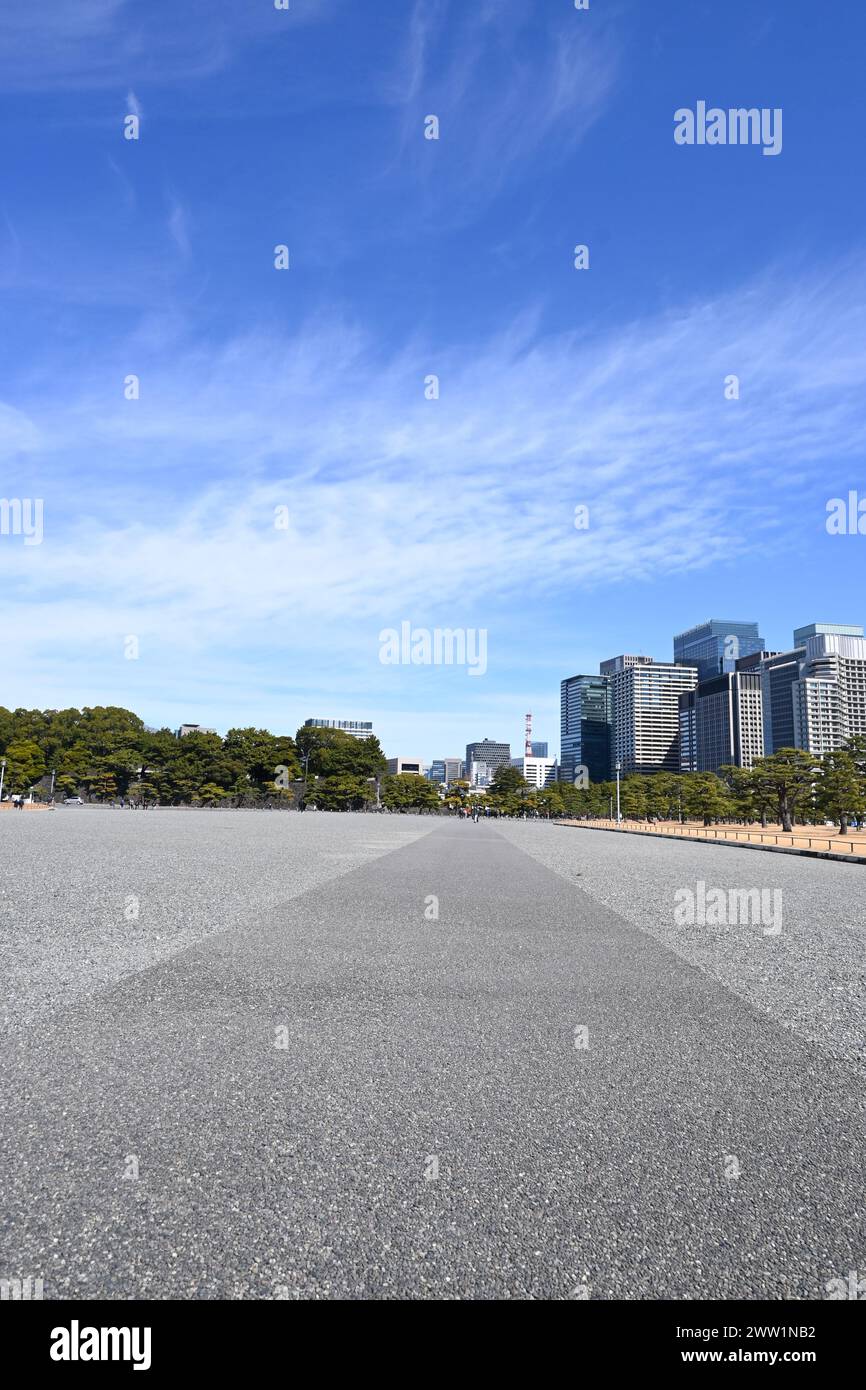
left=544, top=744, right=866, bottom=836
left=366, top=749, right=866, bottom=834
left=0, top=706, right=382, bottom=807
left=2, top=706, right=864, bottom=830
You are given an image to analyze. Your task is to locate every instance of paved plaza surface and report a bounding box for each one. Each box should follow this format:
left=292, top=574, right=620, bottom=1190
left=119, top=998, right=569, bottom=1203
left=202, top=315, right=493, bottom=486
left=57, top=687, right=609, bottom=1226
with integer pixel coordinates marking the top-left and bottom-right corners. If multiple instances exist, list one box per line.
left=1, top=809, right=863, bottom=1299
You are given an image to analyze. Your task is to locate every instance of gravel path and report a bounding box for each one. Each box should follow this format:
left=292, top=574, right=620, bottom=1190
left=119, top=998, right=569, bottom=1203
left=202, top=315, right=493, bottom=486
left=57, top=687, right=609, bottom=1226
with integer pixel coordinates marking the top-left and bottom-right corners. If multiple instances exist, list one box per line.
left=495, top=821, right=866, bottom=1068
left=0, top=812, right=862, bottom=1299
left=0, top=808, right=433, bottom=1030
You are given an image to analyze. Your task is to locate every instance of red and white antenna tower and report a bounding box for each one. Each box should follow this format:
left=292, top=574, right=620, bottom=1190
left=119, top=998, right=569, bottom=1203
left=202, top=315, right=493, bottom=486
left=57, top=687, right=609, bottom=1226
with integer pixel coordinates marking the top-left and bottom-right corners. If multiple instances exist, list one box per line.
left=525, top=712, right=532, bottom=758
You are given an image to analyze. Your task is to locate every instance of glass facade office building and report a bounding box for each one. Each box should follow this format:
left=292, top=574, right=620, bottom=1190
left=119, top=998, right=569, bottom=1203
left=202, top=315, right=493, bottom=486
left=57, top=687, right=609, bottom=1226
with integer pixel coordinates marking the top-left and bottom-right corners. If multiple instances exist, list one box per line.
left=673, top=620, right=765, bottom=682
left=560, top=675, right=612, bottom=783
left=737, top=649, right=804, bottom=753
left=694, top=671, right=764, bottom=772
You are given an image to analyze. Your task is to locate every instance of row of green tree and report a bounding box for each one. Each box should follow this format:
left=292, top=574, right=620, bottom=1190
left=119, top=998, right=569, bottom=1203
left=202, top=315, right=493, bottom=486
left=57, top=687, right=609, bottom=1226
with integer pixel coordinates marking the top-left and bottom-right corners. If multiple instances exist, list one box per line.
left=0, top=706, right=389, bottom=807
left=3, top=706, right=864, bottom=829
left=367, top=750, right=866, bottom=833
left=535, top=744, right=866, bottom=835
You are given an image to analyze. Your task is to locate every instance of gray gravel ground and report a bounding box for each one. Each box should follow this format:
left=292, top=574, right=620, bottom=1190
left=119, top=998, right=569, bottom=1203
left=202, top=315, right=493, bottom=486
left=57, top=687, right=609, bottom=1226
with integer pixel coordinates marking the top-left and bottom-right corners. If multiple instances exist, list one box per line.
left=0, top=807, right=432, bottom=1030
left=0, top=811, right=863, bottom=1300
left=495, top=821, right=866, bottom=1067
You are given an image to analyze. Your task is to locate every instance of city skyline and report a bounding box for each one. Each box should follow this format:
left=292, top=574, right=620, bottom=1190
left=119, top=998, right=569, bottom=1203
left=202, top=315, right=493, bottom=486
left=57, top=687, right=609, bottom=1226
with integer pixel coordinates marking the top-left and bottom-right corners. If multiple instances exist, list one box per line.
left=6, top=608, right=861, bottom=769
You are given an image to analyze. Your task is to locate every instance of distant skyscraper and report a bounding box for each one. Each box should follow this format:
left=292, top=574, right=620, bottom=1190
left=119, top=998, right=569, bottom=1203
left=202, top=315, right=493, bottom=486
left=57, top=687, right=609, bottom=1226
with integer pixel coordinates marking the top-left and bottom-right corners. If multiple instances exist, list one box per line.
left=465, top=739, right=510, bottom=776
left=603, top=656, right=698, bottom=775
left=737, top=649, right=804, bottom=754
left=687, top=671, right=764, bottom=773
left=792, top=625, right=866, bottom=754
left=560, top=675, right=611, bottom=783
left=678, top=690, right=697, bottom=773
left=530, top=741, right=548, bottom=758
left=673, top=619, right=765, bottom=682
left=793, top=622, right=864, bottom=647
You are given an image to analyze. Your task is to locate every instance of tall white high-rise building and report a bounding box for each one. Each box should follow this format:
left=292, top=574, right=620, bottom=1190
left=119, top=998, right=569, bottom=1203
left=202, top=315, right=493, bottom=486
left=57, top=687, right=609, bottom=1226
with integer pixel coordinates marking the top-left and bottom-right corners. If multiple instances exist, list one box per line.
left=601, top=655, right=698, bottom=775
left=792, top=625, right=866, bottom=753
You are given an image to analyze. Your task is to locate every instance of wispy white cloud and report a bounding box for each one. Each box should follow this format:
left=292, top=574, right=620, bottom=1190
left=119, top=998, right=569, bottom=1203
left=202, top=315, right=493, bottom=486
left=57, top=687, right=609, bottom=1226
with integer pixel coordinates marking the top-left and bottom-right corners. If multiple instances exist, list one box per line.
left=3, top=262, right=865, bottom=683
left=387, top=0, right=621, bottom=216
left=0, top=0, right=334, bottom=92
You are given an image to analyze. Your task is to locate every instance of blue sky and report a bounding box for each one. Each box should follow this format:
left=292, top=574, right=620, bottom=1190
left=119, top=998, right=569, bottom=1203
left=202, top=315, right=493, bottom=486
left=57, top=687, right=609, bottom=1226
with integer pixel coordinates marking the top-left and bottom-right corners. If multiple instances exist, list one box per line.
left=1, top=0, right=865, bottom=759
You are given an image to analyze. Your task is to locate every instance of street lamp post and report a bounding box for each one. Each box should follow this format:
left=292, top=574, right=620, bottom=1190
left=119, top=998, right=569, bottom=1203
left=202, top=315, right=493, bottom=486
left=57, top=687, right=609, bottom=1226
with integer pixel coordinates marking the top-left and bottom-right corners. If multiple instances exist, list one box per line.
left=0, top=757, right=6, bottom=804
left=615, top=759, right=622, bottom=824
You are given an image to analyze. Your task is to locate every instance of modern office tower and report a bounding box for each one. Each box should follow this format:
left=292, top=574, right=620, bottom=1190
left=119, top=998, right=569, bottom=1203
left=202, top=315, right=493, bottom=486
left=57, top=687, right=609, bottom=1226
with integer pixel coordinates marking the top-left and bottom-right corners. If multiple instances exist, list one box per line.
left=303, top=718, right=374, bottom=740
left=793, top=622, right=864, bottom=647
left=530, top=741, right=548, bottom=758
left=673, top=619, right=765, bottom=682
left=792, top=625, right=866, bottom=753
left=465, top=739, right=510, bottom=776
left=510, top=755, right=558, bottom=788
left=428, top=760, right=460, bottom=782
left=603, top=656, right=698, bottom=775
left=678, top=691, right=697, bottom=772
left=560, top=674, right=612, bottom=783
left=428, top=757, right=464, bottom=784
left=689, top=671, right=764, bottom=773
left=737, top=649, right=805, bottom=753
left=386, top=758, right=424, bottom=775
